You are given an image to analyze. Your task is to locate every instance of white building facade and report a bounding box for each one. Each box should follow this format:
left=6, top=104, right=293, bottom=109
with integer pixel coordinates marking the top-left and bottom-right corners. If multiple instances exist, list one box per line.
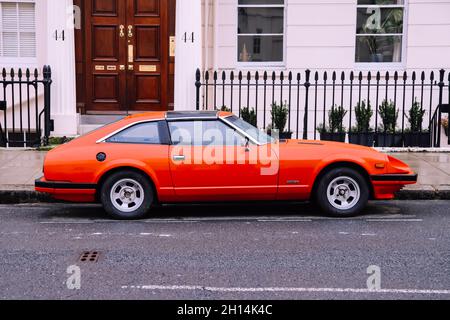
left=0, top=0, right=449, bottom=140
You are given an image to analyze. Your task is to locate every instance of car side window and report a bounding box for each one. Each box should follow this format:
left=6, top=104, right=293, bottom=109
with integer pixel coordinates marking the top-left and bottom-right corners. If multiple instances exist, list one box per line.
left=168, top=120, right=246, bottom=146
left=106, top=121, right=166, bottom=145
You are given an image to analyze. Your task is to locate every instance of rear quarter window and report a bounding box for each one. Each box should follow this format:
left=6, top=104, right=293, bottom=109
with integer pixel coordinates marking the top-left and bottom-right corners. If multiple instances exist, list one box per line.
left=106, top=121, right=170, bottom=145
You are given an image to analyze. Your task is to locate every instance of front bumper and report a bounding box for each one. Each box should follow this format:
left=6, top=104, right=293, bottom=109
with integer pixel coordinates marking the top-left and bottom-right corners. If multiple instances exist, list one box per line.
left=371, top=174, right=418, bottom=183
left=370, top=173, right=418, bottom=200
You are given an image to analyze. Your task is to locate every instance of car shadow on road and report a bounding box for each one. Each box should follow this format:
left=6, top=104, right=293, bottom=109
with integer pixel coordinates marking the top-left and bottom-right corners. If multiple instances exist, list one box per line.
left=38, top=201, right=403, bottom=221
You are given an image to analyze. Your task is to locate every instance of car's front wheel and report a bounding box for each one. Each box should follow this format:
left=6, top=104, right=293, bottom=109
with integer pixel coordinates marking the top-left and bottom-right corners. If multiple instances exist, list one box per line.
left=100, top=170, right=153, bottom=220
left=315, top=168, right=369, bottom=218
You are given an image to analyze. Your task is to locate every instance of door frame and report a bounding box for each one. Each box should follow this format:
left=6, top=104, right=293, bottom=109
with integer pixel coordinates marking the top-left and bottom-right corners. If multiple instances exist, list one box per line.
left=74, top=0, right=176, bottom=115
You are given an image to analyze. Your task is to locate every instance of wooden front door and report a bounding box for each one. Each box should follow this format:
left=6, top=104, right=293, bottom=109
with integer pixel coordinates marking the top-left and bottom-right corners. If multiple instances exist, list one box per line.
left=83, top=0, right=173, bottom=113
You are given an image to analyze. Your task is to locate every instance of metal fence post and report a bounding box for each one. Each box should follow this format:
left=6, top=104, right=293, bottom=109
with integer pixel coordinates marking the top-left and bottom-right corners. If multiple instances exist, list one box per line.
left=195, top=69, right=201, bottom=111
left=43, top=65, right=53, bottom=146
left=437, top=69, right=445, bottom=147
left=303, top=70, right=311, bottom=140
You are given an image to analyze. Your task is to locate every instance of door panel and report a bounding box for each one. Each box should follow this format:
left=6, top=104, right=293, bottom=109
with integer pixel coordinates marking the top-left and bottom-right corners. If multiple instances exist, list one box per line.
left=83, top=0, right=173, bottom=114
left=92, top=0, right=118, bottom=16
left=127, top=0, right=168, bottom=112
left=85, top=0, right=127, bottom=112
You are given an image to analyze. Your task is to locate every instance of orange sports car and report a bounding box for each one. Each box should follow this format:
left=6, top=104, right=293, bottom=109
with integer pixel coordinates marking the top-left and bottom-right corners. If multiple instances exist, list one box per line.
left=36, top=111, right=417, bottom=219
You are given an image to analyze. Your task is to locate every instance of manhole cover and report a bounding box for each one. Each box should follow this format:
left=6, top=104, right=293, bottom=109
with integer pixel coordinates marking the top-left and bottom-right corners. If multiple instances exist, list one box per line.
left=79, top=251, right=100, bottom=263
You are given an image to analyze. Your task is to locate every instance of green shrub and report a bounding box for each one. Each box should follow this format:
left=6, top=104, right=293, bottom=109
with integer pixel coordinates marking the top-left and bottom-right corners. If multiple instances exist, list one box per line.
left=353, top=100, right=373, bottom=133
left=241, top=107, right=257, bottom=127
left=378, top=100, right=399, bottom=133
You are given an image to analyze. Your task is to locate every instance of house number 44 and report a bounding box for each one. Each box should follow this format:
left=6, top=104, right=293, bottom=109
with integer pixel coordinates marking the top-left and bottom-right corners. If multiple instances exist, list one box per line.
left=182, top=32, right=195, bottom=43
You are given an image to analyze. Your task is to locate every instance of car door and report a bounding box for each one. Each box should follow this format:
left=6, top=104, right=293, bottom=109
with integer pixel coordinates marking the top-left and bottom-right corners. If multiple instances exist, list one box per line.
left=167, top=119, right=278, bottom=201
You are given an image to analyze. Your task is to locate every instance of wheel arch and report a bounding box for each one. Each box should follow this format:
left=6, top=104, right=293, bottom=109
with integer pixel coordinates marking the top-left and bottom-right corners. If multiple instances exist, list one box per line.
left=95, top=166, right=159, bottom=204
left=311, top=161, right=374, bottom=200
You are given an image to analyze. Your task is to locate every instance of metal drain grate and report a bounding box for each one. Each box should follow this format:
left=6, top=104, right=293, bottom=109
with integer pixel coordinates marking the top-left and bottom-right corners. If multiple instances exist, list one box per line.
left=79, top=251, right=100, bottom=263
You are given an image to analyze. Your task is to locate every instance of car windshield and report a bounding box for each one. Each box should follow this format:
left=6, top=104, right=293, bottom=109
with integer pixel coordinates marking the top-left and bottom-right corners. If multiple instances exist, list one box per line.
left=225, top=116, right=275, bottom=145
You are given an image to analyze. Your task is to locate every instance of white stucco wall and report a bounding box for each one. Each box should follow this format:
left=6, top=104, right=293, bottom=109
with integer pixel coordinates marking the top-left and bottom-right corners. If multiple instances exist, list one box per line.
left=212, top=0, right=450, bottom=71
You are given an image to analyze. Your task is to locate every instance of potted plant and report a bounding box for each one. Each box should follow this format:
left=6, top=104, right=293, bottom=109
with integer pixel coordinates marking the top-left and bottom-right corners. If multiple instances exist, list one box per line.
left=318, top=105, right=347, bottom=142
left=219, top=106, right=231, bottom=112
left=376, top=99, right=402, bottom=147
left=404, top=99, right=431, bottom=147
left=349, top=100, right=375, bottom=147
left=241, top=106, right=257, bottom=127
left=269, top=101, right=292, bottom=139
left=442, top=117, right=449, bottom=137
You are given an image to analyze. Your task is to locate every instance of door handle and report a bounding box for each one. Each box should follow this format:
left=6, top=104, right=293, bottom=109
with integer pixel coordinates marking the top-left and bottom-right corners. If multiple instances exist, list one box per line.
left=128, top=44, right=134, bottom=63
left=173, top=155, right=186, bottom=161
left=128, top=25, right=133, bottom=38
left=119, top=25, right=125, bottom=38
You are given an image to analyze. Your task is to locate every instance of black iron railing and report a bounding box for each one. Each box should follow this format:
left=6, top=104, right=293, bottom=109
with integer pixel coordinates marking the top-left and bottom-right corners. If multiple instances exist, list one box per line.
left=196, top=68, right=450, bottom=148
left=0, top=66, right=53, bottom=148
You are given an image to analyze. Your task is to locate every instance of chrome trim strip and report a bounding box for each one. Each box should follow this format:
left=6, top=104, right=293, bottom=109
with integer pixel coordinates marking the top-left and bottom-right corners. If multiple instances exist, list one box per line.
left=95, top=118, right=165, bottom=144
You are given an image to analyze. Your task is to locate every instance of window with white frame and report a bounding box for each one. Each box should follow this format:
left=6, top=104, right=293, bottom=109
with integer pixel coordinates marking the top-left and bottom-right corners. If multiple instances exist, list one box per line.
left=237, top=0, right=284, bottom=64
left=0, top=1, right=36, bottom=58
left=356, top=0, right=405, bottom=64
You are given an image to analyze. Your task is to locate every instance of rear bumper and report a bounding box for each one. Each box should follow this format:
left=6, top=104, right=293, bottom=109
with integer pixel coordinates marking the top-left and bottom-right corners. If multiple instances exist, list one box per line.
left=35, top=177, right=97, bottom=202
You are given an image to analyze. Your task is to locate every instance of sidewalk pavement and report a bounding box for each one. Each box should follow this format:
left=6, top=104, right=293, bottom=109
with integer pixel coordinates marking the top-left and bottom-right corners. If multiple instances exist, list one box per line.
left=0, top=149, right=449, bottom=203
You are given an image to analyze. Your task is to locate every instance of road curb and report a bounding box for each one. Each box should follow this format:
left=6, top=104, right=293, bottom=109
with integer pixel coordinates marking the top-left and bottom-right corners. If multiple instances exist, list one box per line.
left=0, top=189, right=449, bottom=204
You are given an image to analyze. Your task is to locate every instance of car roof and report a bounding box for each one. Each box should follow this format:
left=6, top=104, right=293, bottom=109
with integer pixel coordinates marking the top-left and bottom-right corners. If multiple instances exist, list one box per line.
left=166, top=111, right=219, bottom=120
left=127, top=111, right=234, bottom=121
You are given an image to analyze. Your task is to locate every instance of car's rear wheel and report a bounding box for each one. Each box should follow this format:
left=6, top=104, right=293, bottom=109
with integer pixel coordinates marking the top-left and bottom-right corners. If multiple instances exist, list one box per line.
left=315, top=168, right=369, bottom=217
left=101, top=171, right=153, bottom=220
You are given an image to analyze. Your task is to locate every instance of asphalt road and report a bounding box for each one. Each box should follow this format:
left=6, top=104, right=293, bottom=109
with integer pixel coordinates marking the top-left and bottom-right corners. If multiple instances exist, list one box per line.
left=0, top=200, right=449, bottom=300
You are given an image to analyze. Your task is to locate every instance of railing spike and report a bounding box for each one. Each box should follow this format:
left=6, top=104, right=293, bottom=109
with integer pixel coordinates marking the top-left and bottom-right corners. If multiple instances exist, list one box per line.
left=421, top=71, right=425, bottom=82
left=332, top=71, right=336, bottom=81
left=222, top=71, right=226, bottom=81
left=288, top=71, right=292, bottom=81
left=341, top=71, right=345, bottom=81
left=255, top=71, right=259, bottom=81
left=205, top=70, right=209, bottom=81
left=403, top=71, right=408, bottom=81
left=247, top=71, right=251, bottom=81
left=323, top=71, right=328, bottom=81
left=315, top=71, right=319, bottom=81
left=263, top=71, right=268, bottom=81
left=350, top=71, right=354, bottom=81
left=358, top=71, right=363, bottom=81
left=367, top=71, right=372, bottom=81
left=394, top=71, right=399, bottom=81
left=230, top=71, right=234, bottom=81
left=376, top=71, right=381, bottom=81
left=385, top=71, right=390, bottom=81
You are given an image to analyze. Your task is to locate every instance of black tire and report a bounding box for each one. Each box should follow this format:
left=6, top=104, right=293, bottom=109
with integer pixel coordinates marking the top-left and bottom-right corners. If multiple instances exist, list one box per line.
left=100, top=170, right=153, bottom=220
left=315, top=167, right=369, bottom=218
